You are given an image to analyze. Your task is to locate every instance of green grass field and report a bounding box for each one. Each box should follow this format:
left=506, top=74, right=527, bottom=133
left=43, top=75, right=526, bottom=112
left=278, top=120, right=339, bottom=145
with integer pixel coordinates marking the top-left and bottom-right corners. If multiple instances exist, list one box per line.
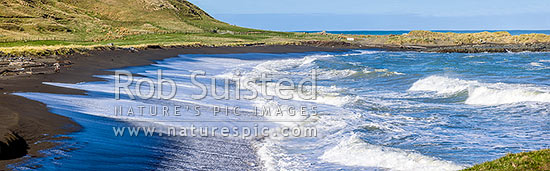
left=0, top=31, right=339, bottom=56
left=464, top=149, right=550, bottom=171
left=2, top=0, right=550, bottom=56
left=0, top=0, right=339, bottom=56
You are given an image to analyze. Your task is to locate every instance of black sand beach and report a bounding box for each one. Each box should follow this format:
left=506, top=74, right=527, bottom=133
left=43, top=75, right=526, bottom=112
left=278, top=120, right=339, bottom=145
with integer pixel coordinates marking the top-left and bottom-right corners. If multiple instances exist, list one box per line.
left=0, top=45, right=349, bottom=169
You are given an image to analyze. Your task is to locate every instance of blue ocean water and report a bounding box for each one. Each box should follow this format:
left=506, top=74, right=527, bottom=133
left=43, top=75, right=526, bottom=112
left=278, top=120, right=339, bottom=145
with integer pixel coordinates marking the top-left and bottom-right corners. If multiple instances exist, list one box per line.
left=299, top=30, right=550, bottom=35
left=11, top=50, right=550, bottom=170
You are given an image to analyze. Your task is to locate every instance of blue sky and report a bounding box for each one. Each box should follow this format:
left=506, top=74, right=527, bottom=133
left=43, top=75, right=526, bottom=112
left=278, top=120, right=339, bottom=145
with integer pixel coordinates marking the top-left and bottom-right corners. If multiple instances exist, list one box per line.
left=188, top=0, right=550, bottom=31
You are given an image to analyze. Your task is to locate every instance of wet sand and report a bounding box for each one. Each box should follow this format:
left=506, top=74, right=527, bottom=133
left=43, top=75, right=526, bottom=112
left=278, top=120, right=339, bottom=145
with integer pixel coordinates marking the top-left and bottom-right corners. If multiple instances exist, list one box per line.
left=0, top=45, right=349, bottom=169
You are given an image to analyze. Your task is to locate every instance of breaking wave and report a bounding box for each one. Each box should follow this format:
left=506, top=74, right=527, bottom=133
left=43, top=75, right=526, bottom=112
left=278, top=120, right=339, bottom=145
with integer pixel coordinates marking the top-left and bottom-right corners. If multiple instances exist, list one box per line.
left=409, top=75, right=550, bottom=105
left=320, top=134, right=464, bottom=171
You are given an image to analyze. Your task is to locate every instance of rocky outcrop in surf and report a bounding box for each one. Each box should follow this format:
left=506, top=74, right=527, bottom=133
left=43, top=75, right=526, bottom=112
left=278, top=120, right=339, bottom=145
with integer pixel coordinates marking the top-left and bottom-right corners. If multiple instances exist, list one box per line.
left=425, top=43, right=550, bottom=53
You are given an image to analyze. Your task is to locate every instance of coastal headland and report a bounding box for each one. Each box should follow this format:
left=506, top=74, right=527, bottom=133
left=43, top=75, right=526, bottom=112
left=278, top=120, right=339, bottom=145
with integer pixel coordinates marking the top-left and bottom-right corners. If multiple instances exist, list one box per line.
left=1, top=0, right=549, bottom=170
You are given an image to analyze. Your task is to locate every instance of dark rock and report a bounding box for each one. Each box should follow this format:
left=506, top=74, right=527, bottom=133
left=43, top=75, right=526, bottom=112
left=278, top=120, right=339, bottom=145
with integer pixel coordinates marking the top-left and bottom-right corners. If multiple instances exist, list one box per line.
left=30, top=67, right=55, bottom=75
left=0, top=131, right=29, bottom=160
left=146, top=45, right=162, bottom=49
left=57, top=60, right=72, bottom=65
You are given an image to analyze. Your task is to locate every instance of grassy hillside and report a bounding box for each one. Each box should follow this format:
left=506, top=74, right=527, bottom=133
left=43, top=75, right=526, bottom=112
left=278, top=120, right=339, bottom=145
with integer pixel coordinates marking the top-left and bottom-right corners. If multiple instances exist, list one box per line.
left=0, top=0, right=235, bottom=40
left=464, top=149, right=550, bottom=171
left=0, top=0, right=337, bottom=54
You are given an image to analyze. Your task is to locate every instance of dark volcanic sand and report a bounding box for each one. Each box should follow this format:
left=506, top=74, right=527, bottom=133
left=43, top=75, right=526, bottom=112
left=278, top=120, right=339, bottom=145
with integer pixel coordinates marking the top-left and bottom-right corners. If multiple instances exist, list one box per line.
left=0, top=45, right=349, bottom=169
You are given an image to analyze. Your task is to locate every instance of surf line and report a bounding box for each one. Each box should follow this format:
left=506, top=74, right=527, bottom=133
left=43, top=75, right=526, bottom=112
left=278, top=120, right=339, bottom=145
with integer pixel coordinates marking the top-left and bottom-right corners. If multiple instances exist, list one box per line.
left=113, top=104, right=318, bottom=117
left=113, top=69, right=319, bottom=101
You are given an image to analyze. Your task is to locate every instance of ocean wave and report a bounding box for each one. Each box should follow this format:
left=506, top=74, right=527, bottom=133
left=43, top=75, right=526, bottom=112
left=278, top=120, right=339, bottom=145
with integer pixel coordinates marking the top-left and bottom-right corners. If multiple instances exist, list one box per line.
left=252, top=50, right=378, bottom=73
left=528, top=62, right=550, bottom=70
left=466, top=86, right=550, bottom=105
left=340, top=50, right=380, bottom=56
left=366, top=68, right=406, bottom=76
left=342, top=68, right=405, bottom=79
left=320, top=134, right=464, bottom=171
left=409, top=76, right=476, bottom=94
left=530, top=62, right=544, bottom=67
left=252, top=53, right=338, bottom=74
left=318, top=69, right=358, bottom=79
left=409, top=75, right=550, bottom=105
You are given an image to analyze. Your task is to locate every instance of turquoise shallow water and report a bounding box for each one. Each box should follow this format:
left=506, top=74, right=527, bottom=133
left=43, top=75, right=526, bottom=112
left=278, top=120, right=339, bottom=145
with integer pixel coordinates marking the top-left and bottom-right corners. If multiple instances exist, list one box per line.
left=11, top=50, right=550, bottom=170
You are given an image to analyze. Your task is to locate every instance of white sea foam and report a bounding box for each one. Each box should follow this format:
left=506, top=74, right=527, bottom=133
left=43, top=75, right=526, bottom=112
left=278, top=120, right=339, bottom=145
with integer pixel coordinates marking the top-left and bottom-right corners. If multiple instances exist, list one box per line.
left=341, top=50, right=380, bottom=56
left=23, top=51, right=479, bottom=171
left=466, top=86, right=550, bottom=105
left=320, top=134, right=464, bottom=171
left=358, top=68, right=405, bottom=77
left=530, top=62, right=544, bottom=67
left=319, top=69, right=358, bottom=79
left=252, top=50, right=378, bottom=75
left=252, top=55, right=325, bottom=74
left=409, top=75, right=550, bottom=105
left=409, top=76, right=475, bottom=94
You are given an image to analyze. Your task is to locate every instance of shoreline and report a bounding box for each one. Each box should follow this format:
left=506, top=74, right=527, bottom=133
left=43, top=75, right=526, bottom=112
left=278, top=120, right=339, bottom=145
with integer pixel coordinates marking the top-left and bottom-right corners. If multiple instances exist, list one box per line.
left=3, top=41, right=549, bottom=79
left=0, top=44, right=351, bottom=169
left=1, top=42, right=548, bottom=169
left=357, top=42, right=550, bottom=53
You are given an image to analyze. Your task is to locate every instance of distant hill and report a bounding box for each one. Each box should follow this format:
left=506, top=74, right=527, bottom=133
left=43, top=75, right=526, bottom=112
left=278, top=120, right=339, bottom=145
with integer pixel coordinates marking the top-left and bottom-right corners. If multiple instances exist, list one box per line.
left=0, top=0, right=259, bottom=41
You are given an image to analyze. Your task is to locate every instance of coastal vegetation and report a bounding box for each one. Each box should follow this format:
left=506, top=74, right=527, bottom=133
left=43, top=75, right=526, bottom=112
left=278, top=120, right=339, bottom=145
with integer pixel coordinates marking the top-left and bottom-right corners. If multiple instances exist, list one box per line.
left=464, top=149, right=550, bottom=171
left=354, top=30, right=550, bottom=46
left=1, top=0, right=550, bottom=169
left=2, top=0, right=550, bottom=56
left=0, top=0, right=339, bottom=56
